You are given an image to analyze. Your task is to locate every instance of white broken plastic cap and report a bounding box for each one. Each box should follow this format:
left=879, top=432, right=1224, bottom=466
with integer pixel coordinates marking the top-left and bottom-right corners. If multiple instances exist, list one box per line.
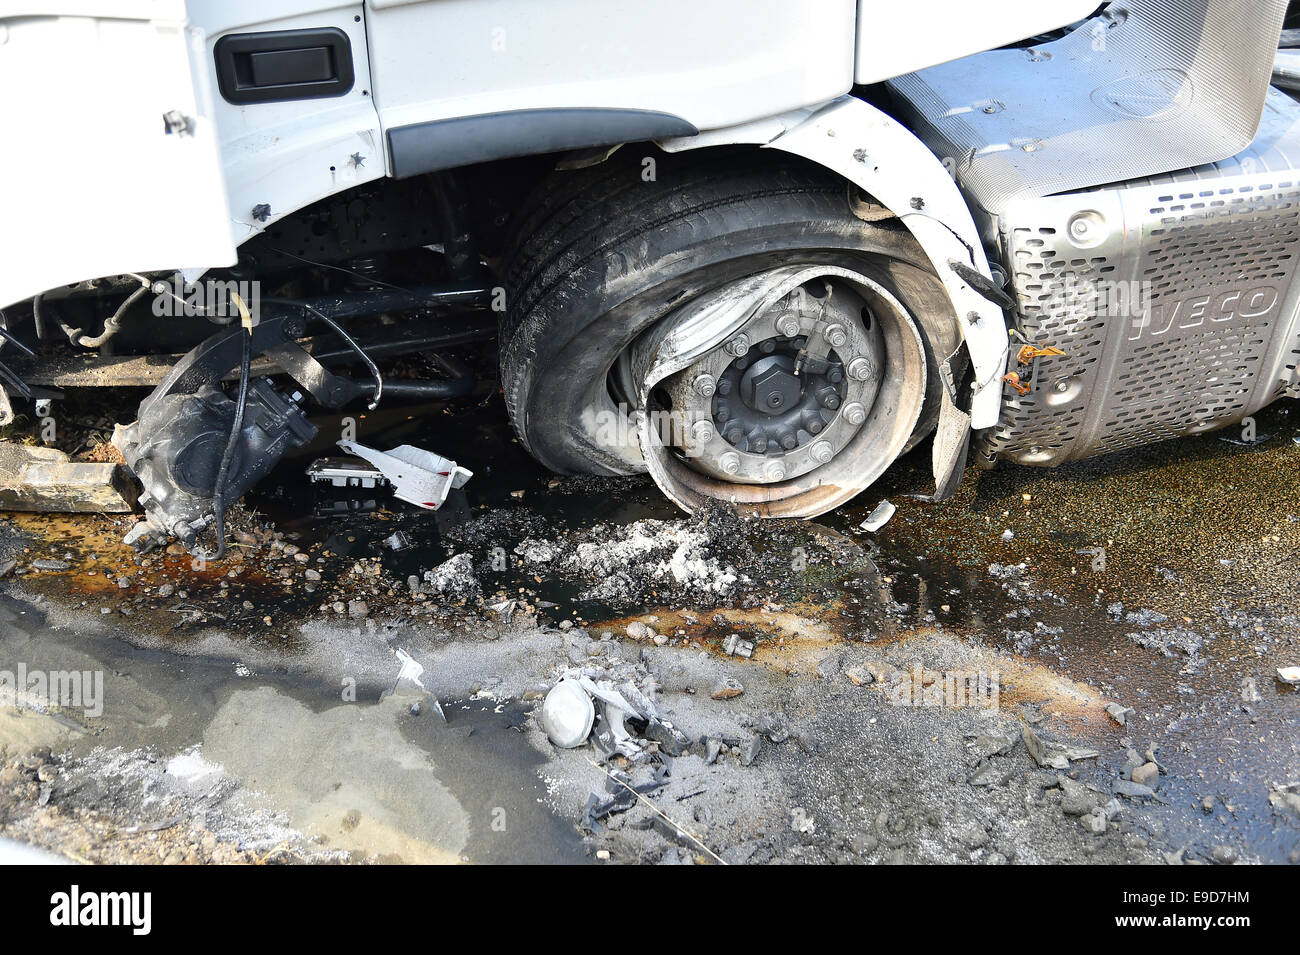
left=860, top=499, right=896, bottom=533
left=541, top=680, right=595, bottom=748
left=336, top=441, right=472, bottom=510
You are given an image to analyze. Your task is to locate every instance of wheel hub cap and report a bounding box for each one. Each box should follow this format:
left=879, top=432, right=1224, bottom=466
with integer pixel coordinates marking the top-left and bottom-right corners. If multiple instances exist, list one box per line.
left=664, top=279, right=884, bottom=484
left=624, top=264, right=928, bottom=519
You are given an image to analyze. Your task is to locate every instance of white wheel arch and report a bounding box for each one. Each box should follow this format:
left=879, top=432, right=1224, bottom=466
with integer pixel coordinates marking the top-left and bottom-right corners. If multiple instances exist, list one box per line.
left=658, top=94, right=1009, bottom=433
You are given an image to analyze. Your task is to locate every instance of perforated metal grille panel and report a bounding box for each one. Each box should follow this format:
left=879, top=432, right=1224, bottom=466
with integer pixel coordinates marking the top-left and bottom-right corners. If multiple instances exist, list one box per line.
left=983, top=91, right=1300, bottom=466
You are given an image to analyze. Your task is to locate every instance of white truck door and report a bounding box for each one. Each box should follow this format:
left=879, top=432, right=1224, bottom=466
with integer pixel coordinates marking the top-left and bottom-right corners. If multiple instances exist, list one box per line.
left=0, top=2, right=235, bottom=309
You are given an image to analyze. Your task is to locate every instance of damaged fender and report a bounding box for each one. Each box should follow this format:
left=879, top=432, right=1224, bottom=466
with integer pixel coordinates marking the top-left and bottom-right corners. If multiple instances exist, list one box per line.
left=660, top=94, right=1010, bottom=497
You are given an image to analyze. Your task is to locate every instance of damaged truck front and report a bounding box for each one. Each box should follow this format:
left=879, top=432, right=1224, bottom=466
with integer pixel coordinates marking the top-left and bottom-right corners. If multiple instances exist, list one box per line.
left=2, top=0, right=1299, bottom=556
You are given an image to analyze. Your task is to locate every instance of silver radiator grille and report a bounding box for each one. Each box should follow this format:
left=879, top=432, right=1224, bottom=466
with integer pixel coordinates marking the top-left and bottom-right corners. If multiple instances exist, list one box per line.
left=982, top=90, right=1300, bottom=466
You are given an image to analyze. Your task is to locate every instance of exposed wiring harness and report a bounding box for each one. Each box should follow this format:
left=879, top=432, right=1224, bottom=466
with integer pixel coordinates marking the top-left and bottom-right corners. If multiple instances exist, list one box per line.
left=196, top=294, right=254, bottom=562
left=0, top=311, right=36, bottom=408
left=127, top=272, right=239, bottom=327
left=195, top=295, right=383, bottom=559
left=263, top=297, right=384, bottom=410
left=0, top=317, right=34, bottom=357
left=40, top=278, right=151, bottom=349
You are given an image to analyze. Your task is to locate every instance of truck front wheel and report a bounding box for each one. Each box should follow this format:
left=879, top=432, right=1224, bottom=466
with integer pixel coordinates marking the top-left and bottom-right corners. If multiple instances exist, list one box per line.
left=500, top=147, right=956, bottom=517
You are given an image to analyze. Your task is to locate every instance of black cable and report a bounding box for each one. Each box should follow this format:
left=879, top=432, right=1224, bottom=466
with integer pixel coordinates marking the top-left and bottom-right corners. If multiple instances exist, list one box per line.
left=200, top=325, right=252, bottom=562
left=40, top=284, right=148, bottom=349
left=31, top=294, right=51, bottom=342
left=0, top=310, right=34, bottom=401
left=263, top=297, right=383, bottom=409
left=262, top=247, right=413, bottom=293
left=29, top=295, right=49, bottom=340
left=75, top=284, right=148, bottom=348
left=0, top=316, right=35, bottom=357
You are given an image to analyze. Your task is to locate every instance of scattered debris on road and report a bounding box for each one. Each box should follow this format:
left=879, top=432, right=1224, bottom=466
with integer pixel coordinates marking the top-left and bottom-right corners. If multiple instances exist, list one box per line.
left=541, top=680, right=595, bottom=748
left=858, top=499, right=895, bottom=533
left=336, top=441, right=472, bottom=510
left=1104, top=702, right=1134, bottom=726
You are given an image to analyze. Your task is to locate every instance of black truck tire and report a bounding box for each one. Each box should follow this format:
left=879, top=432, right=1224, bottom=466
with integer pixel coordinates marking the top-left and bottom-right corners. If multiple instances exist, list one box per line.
left=500, top=146, right=957, bottom=483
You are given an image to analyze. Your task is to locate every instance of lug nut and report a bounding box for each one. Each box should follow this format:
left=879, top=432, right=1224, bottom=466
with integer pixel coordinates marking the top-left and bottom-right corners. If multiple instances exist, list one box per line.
left=765, top=461, right=787, bottom=481
left=719, top=452, right=741, bottom=475
left=847, top=357, right=874, bottom=381
left=823, top=323, right=848, bottom=348
left=776, top=315, right=801, bottom=337
left=691, top=420, right=715, bottom=444
left=693, top=374, right=716, bottom=397
left=843, top=401, right=867, bottom=425
left=724, top=335, right=750, bottom=357
left=811, top=441, right=833, bottom=464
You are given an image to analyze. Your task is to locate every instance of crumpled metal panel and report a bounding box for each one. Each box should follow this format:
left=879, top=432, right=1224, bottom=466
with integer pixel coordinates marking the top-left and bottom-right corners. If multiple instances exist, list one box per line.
left=981, top=88, right=1300, bottom=466
left=888, top=0, right=1289, bottom=212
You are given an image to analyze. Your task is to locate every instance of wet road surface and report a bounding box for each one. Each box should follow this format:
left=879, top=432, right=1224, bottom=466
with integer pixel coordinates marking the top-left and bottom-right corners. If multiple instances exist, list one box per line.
left=1, top=391, right=1297, bottom=863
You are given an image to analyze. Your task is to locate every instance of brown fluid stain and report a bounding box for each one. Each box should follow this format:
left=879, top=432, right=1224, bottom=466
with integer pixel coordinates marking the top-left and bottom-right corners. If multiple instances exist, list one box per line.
left=596, top=607, right=838, bottom=662
left=5, top=512, right=306, bottom=642
left=597, top=604, right=1110, bottom=730
left=879, top=629, right=1109, bottom=730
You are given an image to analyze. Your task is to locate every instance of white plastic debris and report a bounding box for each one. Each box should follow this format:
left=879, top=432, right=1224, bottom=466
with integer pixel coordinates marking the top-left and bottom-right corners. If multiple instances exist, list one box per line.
left=393, top=648, right=445, bottom=720
left=579, top=677, right=645, bottom=719
left=336, top=441, right=471, bottom=510
left=859, top=499, right=896, bottom=533
left=394, top=648, right=425, bottom=686
left=1278, top=666, right=1300, bottom=686
left=541, top=679, right=596, bottom=748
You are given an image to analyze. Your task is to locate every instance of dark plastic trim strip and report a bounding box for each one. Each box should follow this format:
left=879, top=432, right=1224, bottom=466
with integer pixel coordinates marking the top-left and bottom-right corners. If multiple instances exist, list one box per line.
left=387, top=108, right=698, bottom=178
